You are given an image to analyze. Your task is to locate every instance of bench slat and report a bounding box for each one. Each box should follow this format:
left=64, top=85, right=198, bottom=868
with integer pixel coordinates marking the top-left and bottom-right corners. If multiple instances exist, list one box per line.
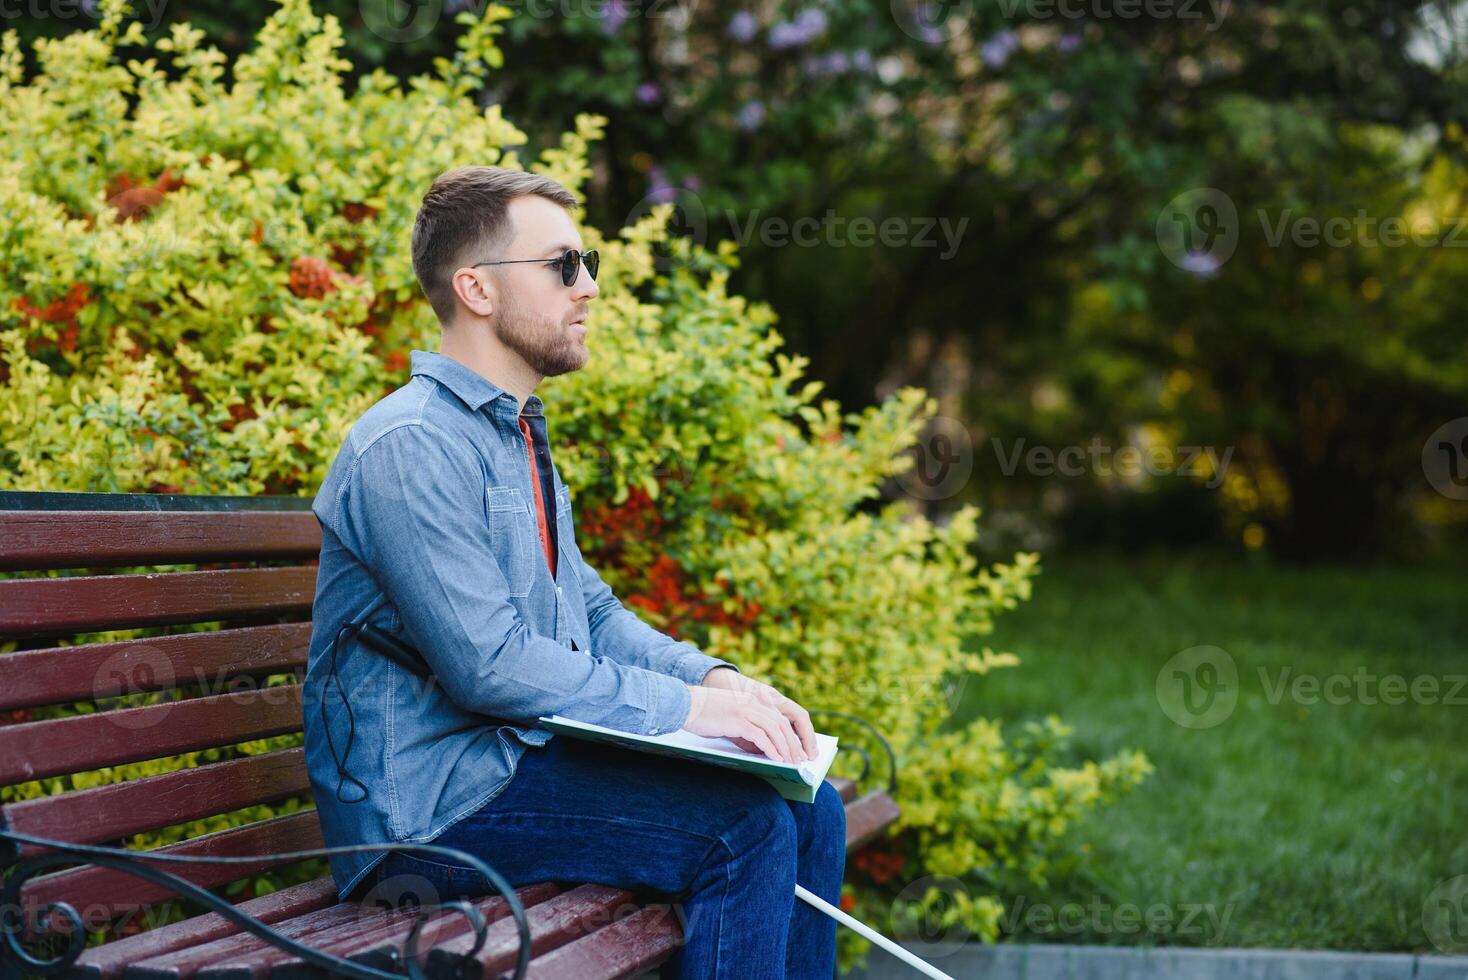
left=20, top=812, right=323, bottom=924
left=827, top=776, right=857, bottom=804
left=71, top=878, right=340, bottom=980
left=124, top=893, right=370, bottom=980
left=0, top=687, right=304, bottom=785
left=0, top=566, right=316, bottom=638
left=0, top=622, right=310, bottom=712
left=845, top=791, right=904, bottom=851
left=525, top=904, right=681, bottom=980
left=0, top=510, right=321, bottom=572
left=272, top=882, right=563, bottom=979
left=6, top=749, right=309, bottom=856
left=424, top=884, right=640, bottom=977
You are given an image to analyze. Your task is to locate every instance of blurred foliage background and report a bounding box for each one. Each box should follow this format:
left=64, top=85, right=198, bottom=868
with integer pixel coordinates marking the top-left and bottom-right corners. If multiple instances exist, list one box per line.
left=13, top=0, right=1468, bottom=561
left=4, top=0, right=1467, bottom=961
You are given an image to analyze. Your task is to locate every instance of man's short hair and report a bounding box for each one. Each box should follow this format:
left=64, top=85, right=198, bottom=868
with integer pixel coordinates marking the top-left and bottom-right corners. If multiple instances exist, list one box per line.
left=411, top=165, right=578, bottom=327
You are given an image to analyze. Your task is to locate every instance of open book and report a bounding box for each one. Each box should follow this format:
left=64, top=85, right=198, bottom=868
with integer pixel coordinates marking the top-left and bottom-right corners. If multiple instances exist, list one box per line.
left=537, top=714, right=840, bottom=803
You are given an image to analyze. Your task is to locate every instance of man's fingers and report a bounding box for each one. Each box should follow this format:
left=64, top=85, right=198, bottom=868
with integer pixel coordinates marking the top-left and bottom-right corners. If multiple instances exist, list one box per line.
left=747, top=710, right=794, bottom=763
left=742, top=724, right=781, bottom=763
left=761, top=706, right=802, bottom=763
left=782, top=698, right=817, bottom=760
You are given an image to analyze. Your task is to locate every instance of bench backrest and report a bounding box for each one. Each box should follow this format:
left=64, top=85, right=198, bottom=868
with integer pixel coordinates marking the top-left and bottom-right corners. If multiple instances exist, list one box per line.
left=0, top=491, right=327, bottom=940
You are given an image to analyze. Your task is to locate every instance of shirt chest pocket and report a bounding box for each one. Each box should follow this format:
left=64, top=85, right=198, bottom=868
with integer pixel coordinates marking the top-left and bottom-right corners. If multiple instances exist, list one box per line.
left=486, top=486, right=535, bottom=598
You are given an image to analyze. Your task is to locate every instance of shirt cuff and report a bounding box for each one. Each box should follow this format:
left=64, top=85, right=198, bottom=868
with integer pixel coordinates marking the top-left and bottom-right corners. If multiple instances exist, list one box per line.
left=670, top=644, right=741, bottom=687
left=642, top=670, right=694, bottom=736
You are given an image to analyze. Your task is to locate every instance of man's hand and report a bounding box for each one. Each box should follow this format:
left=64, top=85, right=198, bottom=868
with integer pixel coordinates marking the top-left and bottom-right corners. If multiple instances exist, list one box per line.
left=680, top=667, right=817, bottom=763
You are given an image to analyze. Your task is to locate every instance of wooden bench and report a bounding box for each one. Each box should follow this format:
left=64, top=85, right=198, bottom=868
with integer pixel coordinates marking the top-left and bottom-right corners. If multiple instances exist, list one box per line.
left=0, top=491, right=902, bottom=979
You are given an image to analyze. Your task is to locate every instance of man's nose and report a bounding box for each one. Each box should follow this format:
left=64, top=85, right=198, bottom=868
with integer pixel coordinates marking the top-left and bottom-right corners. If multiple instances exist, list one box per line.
left=571, top=263, right=599, bottom=301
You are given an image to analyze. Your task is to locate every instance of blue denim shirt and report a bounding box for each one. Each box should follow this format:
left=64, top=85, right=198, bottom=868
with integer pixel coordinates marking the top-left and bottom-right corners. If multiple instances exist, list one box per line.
left=303, top=349, right=737, bottom=901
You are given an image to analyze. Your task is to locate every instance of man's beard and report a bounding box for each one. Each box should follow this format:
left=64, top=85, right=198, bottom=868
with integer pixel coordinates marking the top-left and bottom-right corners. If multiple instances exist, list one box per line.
left=492, top=287, right=586, bottom=377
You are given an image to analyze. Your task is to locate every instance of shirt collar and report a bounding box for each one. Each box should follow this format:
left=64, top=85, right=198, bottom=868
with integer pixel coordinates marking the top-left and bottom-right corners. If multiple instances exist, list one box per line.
left=409, top=349, right=544, bottom=417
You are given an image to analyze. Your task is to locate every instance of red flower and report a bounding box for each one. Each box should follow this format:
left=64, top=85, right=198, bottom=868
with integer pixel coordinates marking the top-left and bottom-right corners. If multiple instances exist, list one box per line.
left=840, top=893, right=856, bottom=913
left=341, top=201, right=379, bottom=223
left=383, top=350, right=409, bottom=374
left=289, top=256, right=337, bottom=299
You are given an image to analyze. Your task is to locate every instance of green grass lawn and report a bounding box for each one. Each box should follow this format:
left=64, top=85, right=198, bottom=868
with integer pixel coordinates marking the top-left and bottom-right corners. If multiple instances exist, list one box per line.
left=954, top=552, right=1468, bottom=952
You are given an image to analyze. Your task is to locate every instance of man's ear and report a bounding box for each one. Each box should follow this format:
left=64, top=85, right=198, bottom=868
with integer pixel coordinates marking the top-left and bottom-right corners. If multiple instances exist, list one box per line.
left=450, top=266, right=496, bottom=321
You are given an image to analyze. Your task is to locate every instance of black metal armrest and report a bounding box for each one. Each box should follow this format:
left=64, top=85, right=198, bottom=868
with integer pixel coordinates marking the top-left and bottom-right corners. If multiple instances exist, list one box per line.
left=807, top=708, right=899, bottom=795
left=0, top=830, right=529, bottom=980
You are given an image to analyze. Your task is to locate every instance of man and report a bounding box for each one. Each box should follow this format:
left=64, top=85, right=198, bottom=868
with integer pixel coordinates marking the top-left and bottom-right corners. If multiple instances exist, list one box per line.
left=303, top=165, right=846, bottom=978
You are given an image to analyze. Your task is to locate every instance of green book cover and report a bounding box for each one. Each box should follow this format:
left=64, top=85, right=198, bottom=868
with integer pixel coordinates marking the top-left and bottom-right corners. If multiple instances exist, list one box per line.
left=538, top=715, right=841, bottom=804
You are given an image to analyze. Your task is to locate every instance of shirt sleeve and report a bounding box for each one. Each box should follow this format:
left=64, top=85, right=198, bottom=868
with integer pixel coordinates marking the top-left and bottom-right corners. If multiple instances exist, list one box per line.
left=325, top=421, right=693, bottom=737
left=565, top=495, right=741, bottom=687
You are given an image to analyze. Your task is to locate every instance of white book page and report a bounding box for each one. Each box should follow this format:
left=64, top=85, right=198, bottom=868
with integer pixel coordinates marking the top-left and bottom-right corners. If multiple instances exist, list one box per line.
left=541, top=715, right=840, bottom=786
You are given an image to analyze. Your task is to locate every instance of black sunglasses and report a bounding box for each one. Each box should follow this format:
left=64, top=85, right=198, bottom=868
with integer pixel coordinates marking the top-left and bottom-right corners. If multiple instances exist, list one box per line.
left=472, top=248, right=599, bottom=287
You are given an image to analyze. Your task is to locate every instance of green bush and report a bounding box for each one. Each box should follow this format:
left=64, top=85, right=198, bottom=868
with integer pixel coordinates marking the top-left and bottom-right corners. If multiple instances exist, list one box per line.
left=0, top=1, right=1149, bottom=966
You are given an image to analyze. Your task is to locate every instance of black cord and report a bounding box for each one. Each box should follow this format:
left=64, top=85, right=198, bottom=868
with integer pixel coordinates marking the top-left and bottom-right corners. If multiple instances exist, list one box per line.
left=323, top=620, right=434, bottom=805
left=324, top=621, right=371, bottom=804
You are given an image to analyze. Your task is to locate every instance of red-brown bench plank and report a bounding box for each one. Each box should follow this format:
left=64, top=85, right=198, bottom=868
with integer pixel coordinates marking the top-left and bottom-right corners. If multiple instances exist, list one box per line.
left=0, top=510, right=320, bottom=572
left=5, top=749, right=309, bottom=857
left=0, top=687, right=305, bottom=785
left=20, top=812, right=323, bottom=923
left=525, top=904, right=682, bottom=980
left=271, top=882, right=563, bottom=980
left=0, top=566, right=316, bottom=638
left=70, top=878, right=340, bottom=980
left=424, top=884, right=641, bottom=977
left=0, top=623, right=310, bottom=711
left=845, top=791, right=903, bottom=851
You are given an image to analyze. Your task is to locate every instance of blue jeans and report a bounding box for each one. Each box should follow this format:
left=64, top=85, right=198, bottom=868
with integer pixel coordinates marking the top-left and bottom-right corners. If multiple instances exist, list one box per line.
left=370, top=735, right=847, bottom=978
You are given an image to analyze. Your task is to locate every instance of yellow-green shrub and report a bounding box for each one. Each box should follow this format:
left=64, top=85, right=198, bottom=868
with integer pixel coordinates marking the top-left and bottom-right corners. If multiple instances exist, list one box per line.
left=0, top=1, right=1149, bottom=967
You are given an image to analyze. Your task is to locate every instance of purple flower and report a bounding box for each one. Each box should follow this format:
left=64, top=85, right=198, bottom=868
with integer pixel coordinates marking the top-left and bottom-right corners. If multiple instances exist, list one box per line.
left=598, top=0, right=630, bottom=35
left=647, top=165, right=677, bottom=204
left=1057, top=32, right=1083, bottom=53
left=728, top=11, right=759, bottom=43
left=852, top=49, right=874, bottom=72
left=794, top=8, right=828, bottom=36
left=981, top=28, right=1019, bottom=69
left=736, top=100, right=766, bottom=130
left=769, top=22, right=804, bottom=49
left=826, top=51, right=850, bottom=73
left=769, top=7, right=828, bottom=49
left=635, top=82, right=661, bottom=105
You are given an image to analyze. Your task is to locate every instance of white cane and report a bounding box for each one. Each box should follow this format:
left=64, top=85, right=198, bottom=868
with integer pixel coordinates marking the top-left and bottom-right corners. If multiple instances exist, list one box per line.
left=795, top=884, right=956, bottom=980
